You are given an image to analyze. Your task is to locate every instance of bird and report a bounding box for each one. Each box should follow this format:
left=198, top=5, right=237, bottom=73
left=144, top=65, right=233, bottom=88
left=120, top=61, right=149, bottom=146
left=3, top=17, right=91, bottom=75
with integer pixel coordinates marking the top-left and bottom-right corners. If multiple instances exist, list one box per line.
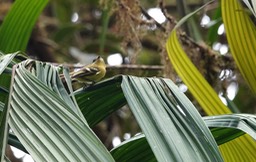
left=68, top=56, right=106, bottom=85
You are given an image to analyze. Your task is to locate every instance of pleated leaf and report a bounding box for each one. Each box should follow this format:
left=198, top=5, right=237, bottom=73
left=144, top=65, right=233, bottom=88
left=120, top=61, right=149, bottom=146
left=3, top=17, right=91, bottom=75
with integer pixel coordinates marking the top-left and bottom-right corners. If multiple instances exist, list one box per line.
left=75, top=76, right=126, bottom=126
left=0, top=0, right=48, bottom=53
left=0, top=52, right=27, bottom=102
left=6, top=73, right=256, bottom=161
left=111, top=134, right=156, bottom=162
left=167, top=30, right=229, bottom=115
left=0, top=100, right=9, bottom=161
left=166, top=1, right=256, bottom=161
left=0, top=102, right=4, bottom=112
left=222, top=0, right=256, bottom=93
left=0, top=52, right=27, bottom=161
left=0, top=52, right=19, bottom=75
left=204, top=114, right=256, bottom=145
left=121, top=76, right=223, bottom=162
left=7, top=60, right=114, bottom=162
left=243, top=0, right=256, bottom=18
left=0, top=52, right=18, bottom=102
left=111, top=113, right=256, bottom=162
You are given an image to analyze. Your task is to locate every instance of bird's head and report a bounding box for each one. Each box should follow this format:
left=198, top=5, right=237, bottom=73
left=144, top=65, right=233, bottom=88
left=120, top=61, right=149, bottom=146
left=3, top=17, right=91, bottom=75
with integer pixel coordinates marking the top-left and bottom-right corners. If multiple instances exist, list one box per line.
left=92, top=56, right=106, bottom=67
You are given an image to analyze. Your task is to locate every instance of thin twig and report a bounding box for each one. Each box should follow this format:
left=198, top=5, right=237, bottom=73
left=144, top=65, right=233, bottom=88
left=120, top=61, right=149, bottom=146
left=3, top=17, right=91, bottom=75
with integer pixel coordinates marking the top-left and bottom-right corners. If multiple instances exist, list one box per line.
left=106, top=64, right=163, bottom=71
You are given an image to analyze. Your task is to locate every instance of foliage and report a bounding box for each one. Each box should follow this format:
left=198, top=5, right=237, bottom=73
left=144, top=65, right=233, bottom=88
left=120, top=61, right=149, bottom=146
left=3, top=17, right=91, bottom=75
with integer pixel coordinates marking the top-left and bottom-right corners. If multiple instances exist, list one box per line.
left=0, top=0, right=256, bottom=161
left=0, top=0, right=48, bottom=53
left=0, top=53, right=255, bottom=161
left=166, top=0, right=256, bottom=161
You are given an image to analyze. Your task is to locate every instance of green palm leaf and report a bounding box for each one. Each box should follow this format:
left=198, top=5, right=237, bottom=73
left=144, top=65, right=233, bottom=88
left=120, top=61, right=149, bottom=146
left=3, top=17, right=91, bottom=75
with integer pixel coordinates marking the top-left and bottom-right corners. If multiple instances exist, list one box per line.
left=75, top=76, right=126, bottom=126
left=6, top=60, right=114, bottom=162
left=3, top=62, right=256, bottom=161
left=204, top=114, right=256, bottom=145
left=0, top=52, right=27, bottom=160
left=121, top=76, right=223, bottom=162
left=76, top=75, right=223, bottom=161
left=111, top=134, right=156, bottom=162
left=111, top=113, right=256, bottom=162
left=0, top=0, right=48, bottom=53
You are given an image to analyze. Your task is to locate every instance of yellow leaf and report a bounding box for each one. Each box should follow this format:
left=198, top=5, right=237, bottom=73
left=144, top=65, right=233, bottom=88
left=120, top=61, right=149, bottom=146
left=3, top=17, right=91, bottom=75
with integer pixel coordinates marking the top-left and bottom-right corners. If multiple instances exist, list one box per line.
left=166, top=0, right=256, bottom=160
left=167, top=30, right=229, bottom=115
left=222, top=0, right=256, bottom=93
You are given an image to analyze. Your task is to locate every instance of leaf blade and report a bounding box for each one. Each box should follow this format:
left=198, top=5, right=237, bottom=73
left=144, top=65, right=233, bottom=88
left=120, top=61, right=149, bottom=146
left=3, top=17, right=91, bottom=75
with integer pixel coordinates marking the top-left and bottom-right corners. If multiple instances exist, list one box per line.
left=121, top=76, right=223, bottom=162
left=7, top=60, right=114, bottom=162
left=0, top=0, right=48, bottom=52
left=222, top=0, right=256, bottom=93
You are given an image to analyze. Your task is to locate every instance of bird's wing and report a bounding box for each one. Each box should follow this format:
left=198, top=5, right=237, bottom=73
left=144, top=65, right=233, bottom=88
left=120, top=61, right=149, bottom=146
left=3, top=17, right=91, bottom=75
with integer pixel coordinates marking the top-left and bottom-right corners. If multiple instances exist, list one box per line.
left=71, top=67, right=99, bottom=78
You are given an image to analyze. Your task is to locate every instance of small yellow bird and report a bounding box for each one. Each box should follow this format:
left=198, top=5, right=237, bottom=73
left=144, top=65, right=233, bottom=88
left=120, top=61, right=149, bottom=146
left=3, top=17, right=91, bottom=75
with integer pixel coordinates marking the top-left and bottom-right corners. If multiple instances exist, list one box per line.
left=69, top=56, right=106, bottom=84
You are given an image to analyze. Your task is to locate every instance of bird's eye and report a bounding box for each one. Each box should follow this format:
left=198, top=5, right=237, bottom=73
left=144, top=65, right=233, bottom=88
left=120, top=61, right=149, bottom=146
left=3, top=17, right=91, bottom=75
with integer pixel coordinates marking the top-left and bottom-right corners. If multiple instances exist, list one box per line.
left=93, top=56, right=101, bottom=62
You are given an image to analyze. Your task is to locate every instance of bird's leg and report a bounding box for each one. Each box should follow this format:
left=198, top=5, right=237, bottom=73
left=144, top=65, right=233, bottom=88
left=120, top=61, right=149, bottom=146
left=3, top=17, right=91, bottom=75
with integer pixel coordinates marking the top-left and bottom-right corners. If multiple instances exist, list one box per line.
left=82, top=80, right=96, bottom=90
